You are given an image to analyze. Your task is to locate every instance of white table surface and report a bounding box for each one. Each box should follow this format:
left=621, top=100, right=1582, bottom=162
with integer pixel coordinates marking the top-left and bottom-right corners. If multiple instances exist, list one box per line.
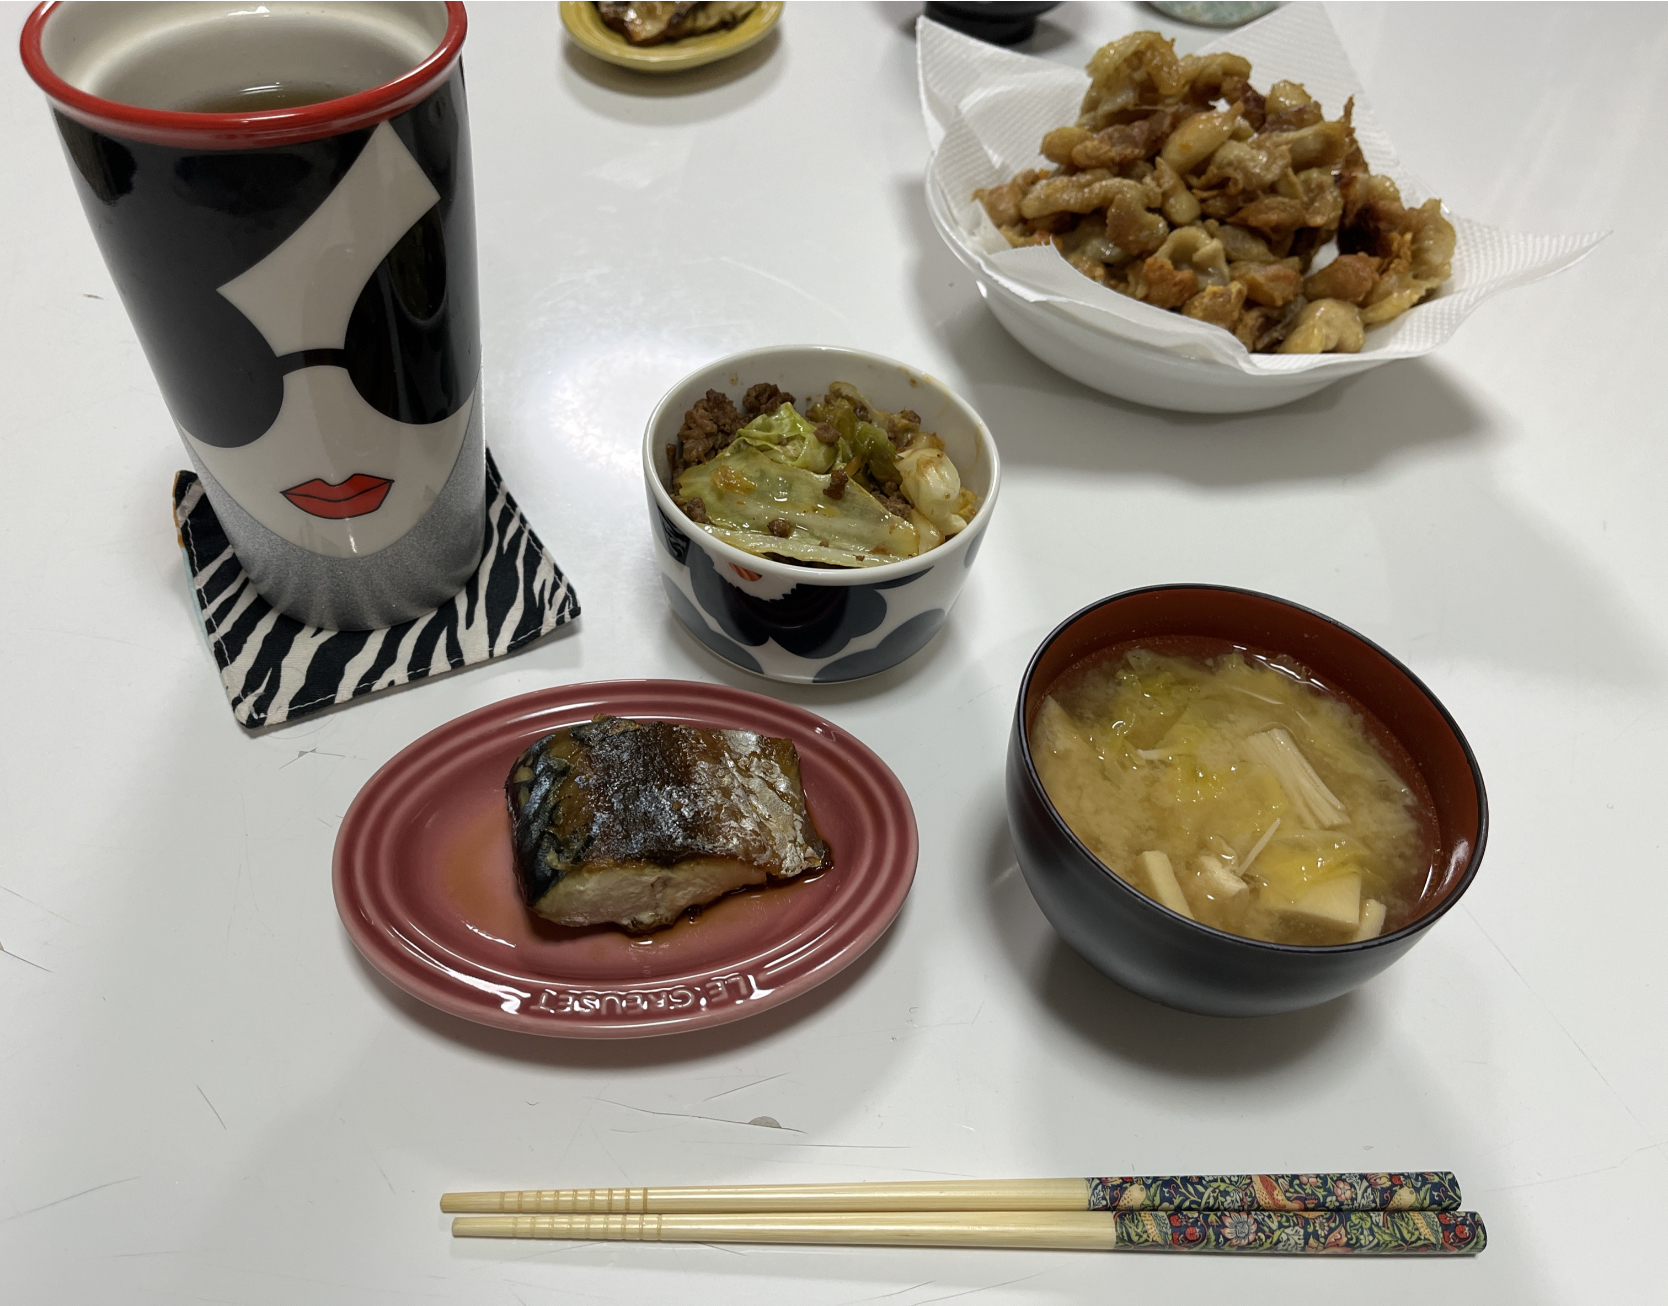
left=3, top=2, right=1663, bottom=1301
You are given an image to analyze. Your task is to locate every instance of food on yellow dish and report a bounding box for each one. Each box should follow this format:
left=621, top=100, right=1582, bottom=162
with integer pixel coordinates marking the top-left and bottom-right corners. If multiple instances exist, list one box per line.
left=668, top=382, right=979, bottom=568
left=1029, top=644, right=1438, bottom=945
left=596, top=1, right=757, bottom=46
left=507, top=716, right=831, bottom=932
left=972, top=31, right=1455, bottom=354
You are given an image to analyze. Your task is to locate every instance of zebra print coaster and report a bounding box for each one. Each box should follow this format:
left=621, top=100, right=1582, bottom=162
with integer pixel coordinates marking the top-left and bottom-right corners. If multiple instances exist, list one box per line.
left=172, top=451, right=580, bottom=730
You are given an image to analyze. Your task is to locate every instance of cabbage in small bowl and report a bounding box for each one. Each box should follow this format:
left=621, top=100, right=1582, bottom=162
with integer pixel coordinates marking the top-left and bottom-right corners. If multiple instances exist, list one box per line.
left=670, top=381, right=979, bottom=569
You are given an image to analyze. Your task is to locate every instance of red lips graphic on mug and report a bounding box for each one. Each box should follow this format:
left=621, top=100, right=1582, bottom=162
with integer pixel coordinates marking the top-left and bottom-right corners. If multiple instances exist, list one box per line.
left=281, top=474, right=394, bottom=519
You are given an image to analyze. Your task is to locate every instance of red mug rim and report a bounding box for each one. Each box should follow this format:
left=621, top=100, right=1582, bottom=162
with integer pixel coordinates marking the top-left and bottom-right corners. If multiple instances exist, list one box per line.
left=20, top=0, right=467, bottom=149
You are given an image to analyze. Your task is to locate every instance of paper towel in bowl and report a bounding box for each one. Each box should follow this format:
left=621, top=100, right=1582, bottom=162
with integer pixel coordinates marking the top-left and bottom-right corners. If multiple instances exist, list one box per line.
left=918, top=4, right=1605, bottom=376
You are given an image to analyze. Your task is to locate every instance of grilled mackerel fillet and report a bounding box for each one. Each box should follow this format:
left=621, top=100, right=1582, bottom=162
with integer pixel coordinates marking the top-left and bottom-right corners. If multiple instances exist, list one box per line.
left=506, top=716, right=831, bottom=931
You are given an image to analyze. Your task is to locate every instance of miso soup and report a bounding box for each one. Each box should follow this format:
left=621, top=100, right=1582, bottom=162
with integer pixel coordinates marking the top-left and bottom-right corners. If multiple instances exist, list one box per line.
left=1029, top=641, right=1439, bottom=946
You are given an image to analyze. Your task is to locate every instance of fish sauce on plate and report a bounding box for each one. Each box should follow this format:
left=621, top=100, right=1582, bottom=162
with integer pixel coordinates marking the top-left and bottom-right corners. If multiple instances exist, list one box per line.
left=1029, top=640, right=1440, bottom=945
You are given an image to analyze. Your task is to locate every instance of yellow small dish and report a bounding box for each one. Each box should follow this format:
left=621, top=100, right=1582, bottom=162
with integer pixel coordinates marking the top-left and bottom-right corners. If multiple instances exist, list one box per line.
left=560, top=2, right=784, bottom=73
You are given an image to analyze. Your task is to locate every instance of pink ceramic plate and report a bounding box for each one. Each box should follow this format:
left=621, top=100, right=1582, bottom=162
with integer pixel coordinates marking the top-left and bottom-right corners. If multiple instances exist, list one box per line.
left=333, top=681, right=917, bottom=1037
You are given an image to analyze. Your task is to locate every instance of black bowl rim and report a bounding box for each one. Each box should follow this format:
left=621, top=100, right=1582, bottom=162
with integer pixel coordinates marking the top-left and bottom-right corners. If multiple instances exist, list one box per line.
left=1014, top=582, right=1490, bottom=956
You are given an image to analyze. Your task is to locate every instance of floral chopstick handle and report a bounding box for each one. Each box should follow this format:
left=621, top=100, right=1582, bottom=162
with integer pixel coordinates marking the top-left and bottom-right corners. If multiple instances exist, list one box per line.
left=1112, top=1209, right=1486, bottom=1254
left=1087, top=1172, right=1461, bottom=1212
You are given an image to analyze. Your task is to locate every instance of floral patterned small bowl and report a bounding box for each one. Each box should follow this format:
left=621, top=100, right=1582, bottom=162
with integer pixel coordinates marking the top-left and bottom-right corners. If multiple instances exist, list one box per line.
left=643, top=346, right=1000, bottom=683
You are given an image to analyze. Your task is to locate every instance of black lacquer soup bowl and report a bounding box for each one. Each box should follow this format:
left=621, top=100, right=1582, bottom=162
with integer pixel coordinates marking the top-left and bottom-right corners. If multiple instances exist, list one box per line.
left=1006, top=585, right=1488, bottom=1017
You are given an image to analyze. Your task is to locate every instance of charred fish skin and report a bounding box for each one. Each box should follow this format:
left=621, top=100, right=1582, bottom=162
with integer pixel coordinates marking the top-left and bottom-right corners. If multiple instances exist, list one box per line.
left=506, top=731, right=582, bottom=910
left=505, top=716, right=831, bottom=930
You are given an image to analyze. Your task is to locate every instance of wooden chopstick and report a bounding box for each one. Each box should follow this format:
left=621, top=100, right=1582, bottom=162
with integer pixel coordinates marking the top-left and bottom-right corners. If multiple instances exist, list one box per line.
left=440, top=1172, right=1460, bottom=1215
left=450, top=1208, right=1488, bottom=1254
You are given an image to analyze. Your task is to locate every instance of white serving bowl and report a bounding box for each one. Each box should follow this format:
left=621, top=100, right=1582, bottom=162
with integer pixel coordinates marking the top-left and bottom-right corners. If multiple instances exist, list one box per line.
left=977, top=280, right=1385, bottom=414
left=926, top=179, right=1387, bottom=415
left=642, top=345, right=1000, bottom=683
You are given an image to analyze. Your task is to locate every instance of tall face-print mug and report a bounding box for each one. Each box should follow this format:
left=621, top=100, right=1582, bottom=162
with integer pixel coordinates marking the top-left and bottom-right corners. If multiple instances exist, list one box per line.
left=22, top=1, right=483, bottom=630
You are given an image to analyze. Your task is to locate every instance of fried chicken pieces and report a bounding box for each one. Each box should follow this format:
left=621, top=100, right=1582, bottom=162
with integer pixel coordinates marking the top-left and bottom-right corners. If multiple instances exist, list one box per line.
left=973, top=32, right=1455, bottom=354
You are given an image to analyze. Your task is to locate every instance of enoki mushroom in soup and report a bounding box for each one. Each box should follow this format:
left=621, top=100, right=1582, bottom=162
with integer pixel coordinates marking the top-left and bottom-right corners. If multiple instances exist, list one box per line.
left=972, top=31, right=1456, bottom=355
left=1029, top=643, right=1441, bottom=945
